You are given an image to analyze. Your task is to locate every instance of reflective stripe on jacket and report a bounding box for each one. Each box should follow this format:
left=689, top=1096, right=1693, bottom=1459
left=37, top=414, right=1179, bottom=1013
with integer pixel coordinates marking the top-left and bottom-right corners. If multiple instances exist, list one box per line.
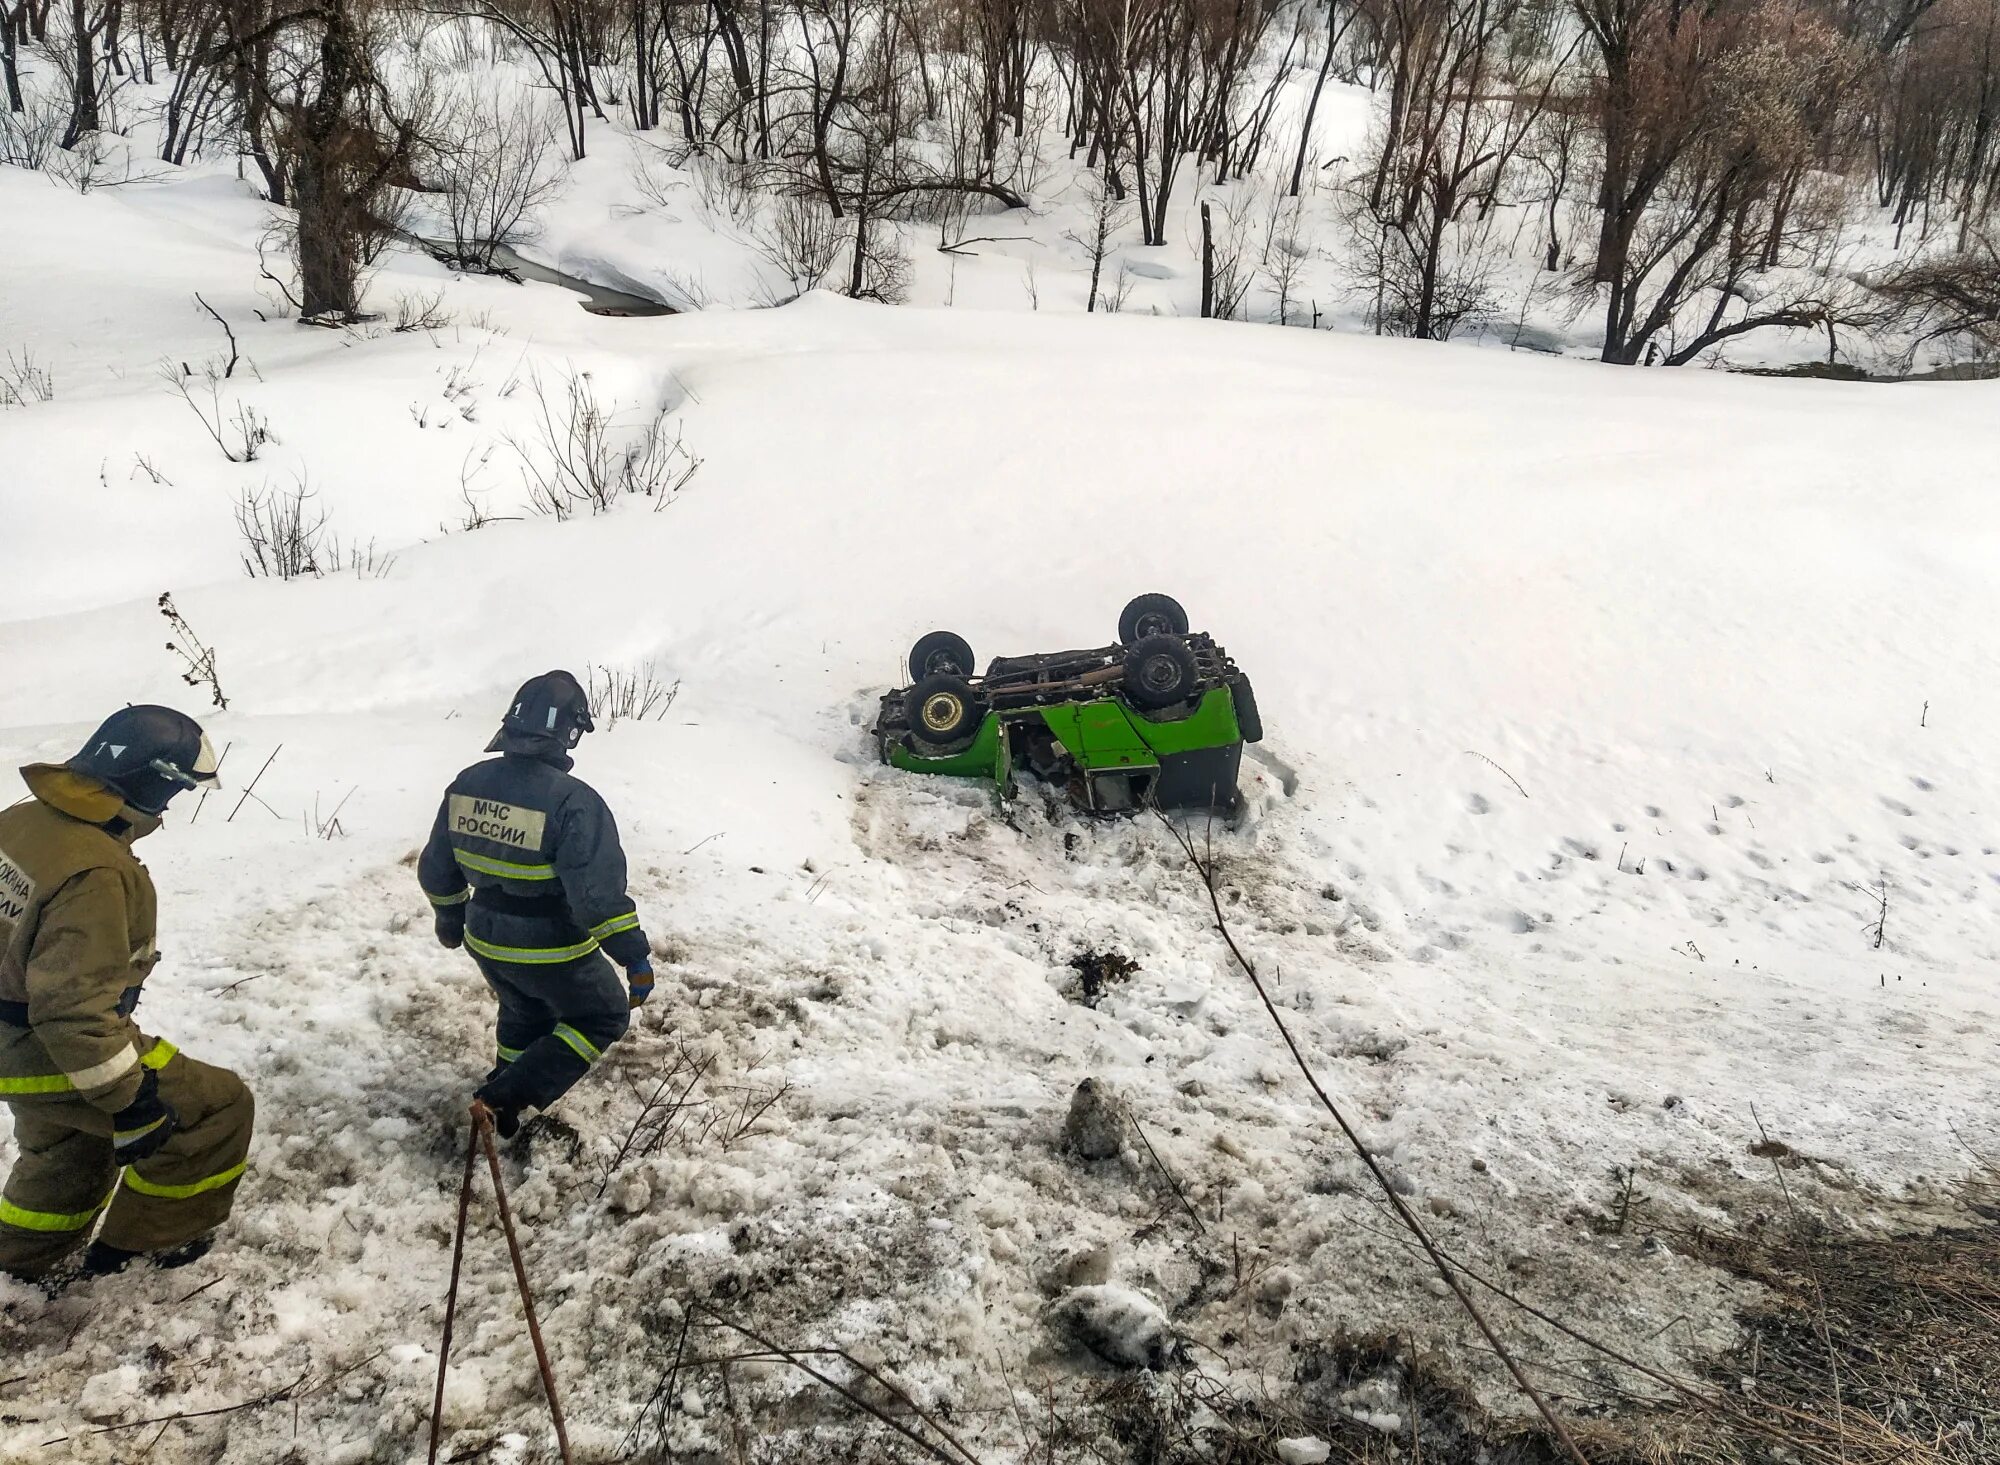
left=417, top=753, right=650, bottom=969
left=0, top=766, right=166, bottom=1112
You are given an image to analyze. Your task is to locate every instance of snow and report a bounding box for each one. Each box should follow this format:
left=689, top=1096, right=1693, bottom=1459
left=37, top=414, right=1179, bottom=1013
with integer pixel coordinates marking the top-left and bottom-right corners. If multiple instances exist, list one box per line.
left=3, top=146, right=2000, bottom=1460
left=1276, top=1438, right=1334, bottom=1465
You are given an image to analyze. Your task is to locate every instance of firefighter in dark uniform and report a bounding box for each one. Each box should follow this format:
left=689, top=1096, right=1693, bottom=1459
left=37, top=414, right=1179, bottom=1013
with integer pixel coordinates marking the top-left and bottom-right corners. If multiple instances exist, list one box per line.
left=419, top=672, right=652, bottom=1136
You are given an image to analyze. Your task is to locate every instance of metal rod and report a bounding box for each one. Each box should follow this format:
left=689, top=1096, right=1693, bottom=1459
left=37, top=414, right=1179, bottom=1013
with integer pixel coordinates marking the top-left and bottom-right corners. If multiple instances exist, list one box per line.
left=427, top=1122, right=481, bottom=1465
left=477, top=1111, right=576, bottom=1464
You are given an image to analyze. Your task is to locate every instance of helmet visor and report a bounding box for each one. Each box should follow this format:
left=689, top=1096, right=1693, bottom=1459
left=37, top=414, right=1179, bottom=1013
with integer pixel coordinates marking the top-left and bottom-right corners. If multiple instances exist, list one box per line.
left=191, top=733, right=222, bottom=786
left=149, top=733, right=223, bottom=793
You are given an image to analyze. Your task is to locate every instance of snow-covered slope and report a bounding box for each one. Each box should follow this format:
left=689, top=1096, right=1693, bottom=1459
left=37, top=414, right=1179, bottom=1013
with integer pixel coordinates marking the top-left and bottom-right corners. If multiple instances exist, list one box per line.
left=3, top=166, right=1999, bottom=1461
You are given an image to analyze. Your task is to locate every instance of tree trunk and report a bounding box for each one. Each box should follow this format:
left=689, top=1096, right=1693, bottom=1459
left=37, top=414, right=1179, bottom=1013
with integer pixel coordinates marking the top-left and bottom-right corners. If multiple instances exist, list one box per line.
left=293, top=3, right=363, bottom=319
left=1200, top=201, right=1214, bottom=316
left=59, top=0, right=99, bottom=148
left=630, top=0, right=651, bottom=128
left=755, top=0, right=770, bottom=159
left=1590, top=48, right=1632, bottom=285
left=1, top=2, right=22, bottom=113
left=1290, top=1, right=1341, bottom=196
left=235, top=39, right=285, bottom=204
left=847, top=142, right=874, bottom=296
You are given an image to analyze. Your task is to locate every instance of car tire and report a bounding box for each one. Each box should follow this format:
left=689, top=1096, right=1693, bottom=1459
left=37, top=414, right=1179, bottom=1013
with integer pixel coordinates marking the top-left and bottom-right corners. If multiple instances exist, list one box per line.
left=907, top=673, right=985, bottom=751
left=1119, top=593, right=1189, bottom=644
left=908, top=630, right=976, bottom=679
left=1228, top=674, right=1263, bottom=743
left=1124, top=635, right=1198, bottom=710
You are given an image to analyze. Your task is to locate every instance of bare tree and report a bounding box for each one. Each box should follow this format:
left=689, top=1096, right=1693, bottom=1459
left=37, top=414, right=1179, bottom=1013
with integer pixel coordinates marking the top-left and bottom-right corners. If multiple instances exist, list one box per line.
left=438, top=0, right=604, bottom=159
left=1875, top=227, right=2000, bottom=358
left=428, top=84, right=567, bottom=268
left=1291, top=0, right=1363, bottom=195
left=1579, top=0, right=1871, bottom=364
left=1349, top=0, right=1550, bottom=340
left=54, top=0, right=110, bottom=147
left=756, top=189, right=846, bottom=295
left=511, top=367, right=701, bottom=518
left=1, top=0, right=26, bottom=112
left=1066, top=164, right=1131, bottom=312
left=260, top=0, right=433, bottom=320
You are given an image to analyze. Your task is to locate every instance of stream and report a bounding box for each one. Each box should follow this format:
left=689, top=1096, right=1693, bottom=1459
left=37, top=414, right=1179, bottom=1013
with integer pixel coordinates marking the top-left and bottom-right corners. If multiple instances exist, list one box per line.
left=412, top=235, right=676, bottom=317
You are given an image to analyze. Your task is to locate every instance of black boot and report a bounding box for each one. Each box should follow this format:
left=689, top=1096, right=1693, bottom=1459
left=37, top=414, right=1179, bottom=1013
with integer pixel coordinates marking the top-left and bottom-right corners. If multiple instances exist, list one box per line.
left=81, top=1242, right=140, bottom=1277
left=82, top=1233, right=215, bottom=1277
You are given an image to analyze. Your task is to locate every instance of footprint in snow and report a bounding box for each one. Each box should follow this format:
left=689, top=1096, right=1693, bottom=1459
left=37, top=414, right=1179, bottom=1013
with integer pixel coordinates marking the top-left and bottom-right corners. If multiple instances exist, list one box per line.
left=1910, top=776, right=1935, bottom=792
left=1467, top=792, right=1492, bottom=815
left=1723, top=794, right=1747, bottom=808
left=1881, top=796, right=1916, bottom=817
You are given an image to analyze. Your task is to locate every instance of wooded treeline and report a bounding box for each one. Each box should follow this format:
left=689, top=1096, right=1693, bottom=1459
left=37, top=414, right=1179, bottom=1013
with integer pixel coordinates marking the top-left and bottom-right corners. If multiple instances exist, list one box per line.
left=5, top=0, right=1998, bottom=359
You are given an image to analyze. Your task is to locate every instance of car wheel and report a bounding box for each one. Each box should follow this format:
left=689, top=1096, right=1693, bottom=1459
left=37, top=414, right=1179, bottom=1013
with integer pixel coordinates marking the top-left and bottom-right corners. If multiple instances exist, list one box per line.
left=1123, top=635, right=1198, bottom=710
left=1228, top=674, right=1263, bottom=743
left=908, top=673, right=985, bottom=750
left=908, top=630, right=976, bottom=679
left=1119, top=593, right=1189, bottom=644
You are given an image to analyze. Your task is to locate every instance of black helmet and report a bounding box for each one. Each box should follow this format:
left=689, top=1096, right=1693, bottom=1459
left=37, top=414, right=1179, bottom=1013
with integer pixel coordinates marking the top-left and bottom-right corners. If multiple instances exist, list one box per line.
left=66, top=706, right=220, bottom=815
left=488, top=671, right=595, bottom=752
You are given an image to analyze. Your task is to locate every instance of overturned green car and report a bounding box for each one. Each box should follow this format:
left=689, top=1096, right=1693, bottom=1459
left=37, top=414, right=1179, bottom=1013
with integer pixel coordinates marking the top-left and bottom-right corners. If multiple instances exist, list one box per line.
left=872, top=594, right=1263, bottom=815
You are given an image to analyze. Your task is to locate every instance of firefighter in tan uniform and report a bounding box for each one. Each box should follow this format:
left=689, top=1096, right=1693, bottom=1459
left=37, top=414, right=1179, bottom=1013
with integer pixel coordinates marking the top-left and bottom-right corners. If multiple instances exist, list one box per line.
left=0, top=706, right=254, bottom=1282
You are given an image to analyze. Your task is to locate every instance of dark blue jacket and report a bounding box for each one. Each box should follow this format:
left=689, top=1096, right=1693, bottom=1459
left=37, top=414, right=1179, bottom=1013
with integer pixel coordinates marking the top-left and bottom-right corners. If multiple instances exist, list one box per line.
left=419, top=745, right=650, bottom=971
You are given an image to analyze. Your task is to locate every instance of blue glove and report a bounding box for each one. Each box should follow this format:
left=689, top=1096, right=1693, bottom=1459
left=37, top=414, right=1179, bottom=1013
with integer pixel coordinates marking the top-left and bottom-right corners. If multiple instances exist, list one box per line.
left=627, top=958, right=654, bottom=1009
left=112, top=1069, right=179, bottom=1163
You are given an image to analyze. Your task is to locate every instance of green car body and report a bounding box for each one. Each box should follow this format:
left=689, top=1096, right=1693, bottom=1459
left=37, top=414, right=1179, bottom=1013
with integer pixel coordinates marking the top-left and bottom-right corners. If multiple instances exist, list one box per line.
left=874, top=635, right=1260, bottom=815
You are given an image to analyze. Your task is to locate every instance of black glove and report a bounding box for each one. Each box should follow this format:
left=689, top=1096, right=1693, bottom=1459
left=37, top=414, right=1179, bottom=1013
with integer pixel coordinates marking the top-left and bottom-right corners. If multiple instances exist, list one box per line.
left=472, top=1087, right=522, bottom=1140
left=435, top=910, right=465, bottom=950
left=111, top=1069, right=179, bottom=1163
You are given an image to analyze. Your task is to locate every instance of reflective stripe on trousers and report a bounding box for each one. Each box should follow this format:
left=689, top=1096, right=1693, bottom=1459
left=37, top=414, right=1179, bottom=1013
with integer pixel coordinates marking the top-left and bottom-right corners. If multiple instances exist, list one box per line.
left=0, top=1037, right=178, bottom=1097
left=0, top=1188, right=115, bottom=1233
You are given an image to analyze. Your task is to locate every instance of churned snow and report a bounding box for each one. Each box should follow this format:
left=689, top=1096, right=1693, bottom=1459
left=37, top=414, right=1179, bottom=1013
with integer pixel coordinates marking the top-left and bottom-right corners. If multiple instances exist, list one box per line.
left=2, top=160, right=1999, bottom=1460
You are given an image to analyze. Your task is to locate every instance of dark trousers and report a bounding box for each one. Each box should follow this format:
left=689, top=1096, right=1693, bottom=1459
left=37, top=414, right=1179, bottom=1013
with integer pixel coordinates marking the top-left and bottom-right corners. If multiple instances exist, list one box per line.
left=473, top=950, right=630, bottom=1113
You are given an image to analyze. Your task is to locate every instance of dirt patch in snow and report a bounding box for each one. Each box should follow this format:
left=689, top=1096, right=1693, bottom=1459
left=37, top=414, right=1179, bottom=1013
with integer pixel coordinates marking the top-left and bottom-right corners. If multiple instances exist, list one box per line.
left=1033, top=1206, right=2000, bottom=1465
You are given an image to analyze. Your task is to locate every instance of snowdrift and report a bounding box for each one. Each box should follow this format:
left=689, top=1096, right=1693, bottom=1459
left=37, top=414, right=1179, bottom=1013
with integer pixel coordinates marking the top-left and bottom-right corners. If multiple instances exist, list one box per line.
left=3, top=166, right=1999, bottom=1461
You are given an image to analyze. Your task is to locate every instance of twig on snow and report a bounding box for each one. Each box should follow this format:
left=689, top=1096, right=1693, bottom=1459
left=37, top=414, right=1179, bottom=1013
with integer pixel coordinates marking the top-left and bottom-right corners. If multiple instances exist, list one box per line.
left=1128, top=1114, right=1205, bottom=1237
left=39, top=1352, right=383, bottom=1446
left=1464, top=750, right=1529, bottom=799
left=226, top=745, right=283, bottom=823
left=690, top=1306, right=987, bottom=1465
left=176, top=1276, right=225, bottom=1305
left=193, top=293, right=239, bottom=379
left=1854, top=876, right=1889, bottom=950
